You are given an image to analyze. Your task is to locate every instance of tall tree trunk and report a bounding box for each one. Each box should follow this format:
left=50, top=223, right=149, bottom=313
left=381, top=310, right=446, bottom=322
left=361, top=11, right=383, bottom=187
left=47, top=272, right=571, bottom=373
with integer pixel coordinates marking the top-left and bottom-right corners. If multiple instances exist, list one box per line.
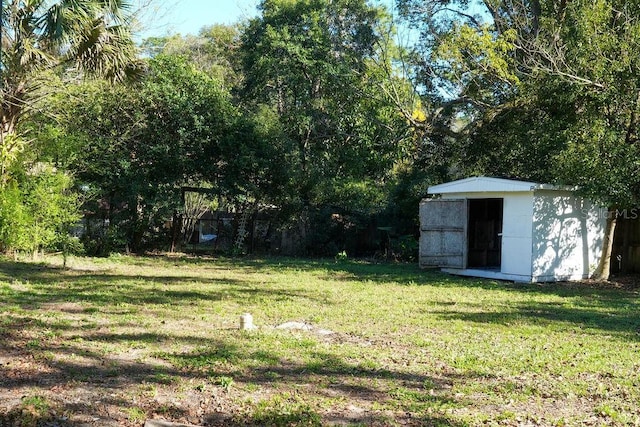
left=591, top=208, right=617, bottom=281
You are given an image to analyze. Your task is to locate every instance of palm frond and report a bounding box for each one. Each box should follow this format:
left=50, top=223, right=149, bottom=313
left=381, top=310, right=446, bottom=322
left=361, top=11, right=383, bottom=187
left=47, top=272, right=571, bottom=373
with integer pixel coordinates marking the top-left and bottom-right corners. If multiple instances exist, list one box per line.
left=97, top=0, right=133, bottom=23
left=19, top=35, right=56, bottom=68
left=67, top=19, right=142, bottom=82
left=0, top=0, right=142, bottom=142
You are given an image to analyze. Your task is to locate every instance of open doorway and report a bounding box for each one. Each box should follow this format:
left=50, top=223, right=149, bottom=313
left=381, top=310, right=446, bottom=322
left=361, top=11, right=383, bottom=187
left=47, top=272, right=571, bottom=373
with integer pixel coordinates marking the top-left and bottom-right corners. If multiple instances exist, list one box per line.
left=467, top=199, right=503, bottom=269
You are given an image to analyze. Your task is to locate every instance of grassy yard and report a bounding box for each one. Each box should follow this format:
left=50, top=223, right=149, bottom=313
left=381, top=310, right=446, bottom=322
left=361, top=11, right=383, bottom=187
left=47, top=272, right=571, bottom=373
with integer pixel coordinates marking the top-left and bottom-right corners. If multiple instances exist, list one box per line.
left=0, top=255, right=639, bottom=426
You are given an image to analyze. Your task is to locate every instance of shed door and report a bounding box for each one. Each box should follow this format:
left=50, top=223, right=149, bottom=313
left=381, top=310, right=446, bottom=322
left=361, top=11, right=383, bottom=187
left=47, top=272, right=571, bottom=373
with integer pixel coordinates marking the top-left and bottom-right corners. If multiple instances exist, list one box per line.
left=419, top=199, right=466, bottom=268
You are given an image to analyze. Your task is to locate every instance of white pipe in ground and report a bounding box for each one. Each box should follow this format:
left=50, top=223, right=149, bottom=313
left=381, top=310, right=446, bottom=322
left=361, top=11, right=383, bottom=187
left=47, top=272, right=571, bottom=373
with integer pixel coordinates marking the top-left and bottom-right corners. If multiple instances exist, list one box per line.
left=240, top=313, right=254, bottom=330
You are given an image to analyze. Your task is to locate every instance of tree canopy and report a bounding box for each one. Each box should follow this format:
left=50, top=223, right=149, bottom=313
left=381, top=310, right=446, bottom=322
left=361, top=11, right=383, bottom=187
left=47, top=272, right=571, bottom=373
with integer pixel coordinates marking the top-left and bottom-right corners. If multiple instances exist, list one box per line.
left=0, top=0, right=142, bottom=184
left=3, top=0, right=640, bottom=269
left=240, top=0, right=410, bottom=213
left=44, top=55, right=287, bottom=252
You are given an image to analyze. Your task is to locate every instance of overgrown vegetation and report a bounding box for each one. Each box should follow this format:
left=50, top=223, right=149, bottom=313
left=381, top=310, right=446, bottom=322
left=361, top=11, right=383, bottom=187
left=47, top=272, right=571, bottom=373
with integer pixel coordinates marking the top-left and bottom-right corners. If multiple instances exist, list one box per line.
left=1, top=255, right=639, bottom=425
left=1, top=0, right=639, bottom=425
left=1, top=0, right=640, bottom=268
left=1, top=0, right=426, bottom=257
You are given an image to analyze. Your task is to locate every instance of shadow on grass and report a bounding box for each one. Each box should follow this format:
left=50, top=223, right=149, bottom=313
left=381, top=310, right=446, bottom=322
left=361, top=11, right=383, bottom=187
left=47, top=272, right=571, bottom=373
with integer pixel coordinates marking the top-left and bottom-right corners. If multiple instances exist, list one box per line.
left=1, top=328, right=469, bottom=426
left=0, top=255, right=638, bottom=425
left=247, top=258, right=640, bottom=340
left=1, top=338, right=182, bottom=390
left=1, top=329, right=208, bottom=424
left=0, top=258, right=327, bottom=311
left=434, top=299, right=640, bottom=339
left=219, top=254, right=640, bottom=295
left=240, top=257, right=640, bottom=340
left=0, top=392, right=192, bottom=427
left=2, top=255, right=640, bottom=338
left=166, top=339, right=468, bottom=426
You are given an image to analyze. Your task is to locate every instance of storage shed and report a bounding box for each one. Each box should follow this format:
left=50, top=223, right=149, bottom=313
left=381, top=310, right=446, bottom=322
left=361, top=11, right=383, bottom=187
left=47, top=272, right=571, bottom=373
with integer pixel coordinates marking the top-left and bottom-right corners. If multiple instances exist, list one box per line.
left=419, top=177, right=607, bottom=282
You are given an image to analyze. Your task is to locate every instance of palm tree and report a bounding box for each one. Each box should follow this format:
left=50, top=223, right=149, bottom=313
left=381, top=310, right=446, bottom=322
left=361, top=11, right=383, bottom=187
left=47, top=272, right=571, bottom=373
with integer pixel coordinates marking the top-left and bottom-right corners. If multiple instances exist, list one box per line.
left=0, top=0, right=142, bottom=181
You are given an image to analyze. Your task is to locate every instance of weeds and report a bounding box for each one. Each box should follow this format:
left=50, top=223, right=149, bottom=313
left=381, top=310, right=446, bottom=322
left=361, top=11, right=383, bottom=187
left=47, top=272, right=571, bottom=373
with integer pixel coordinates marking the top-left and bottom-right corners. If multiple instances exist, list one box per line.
left=216, top=376, right=234, bottom=392
left=125, top=407, right=146, bottom=423
left=0, top=254, right=639, bottom=426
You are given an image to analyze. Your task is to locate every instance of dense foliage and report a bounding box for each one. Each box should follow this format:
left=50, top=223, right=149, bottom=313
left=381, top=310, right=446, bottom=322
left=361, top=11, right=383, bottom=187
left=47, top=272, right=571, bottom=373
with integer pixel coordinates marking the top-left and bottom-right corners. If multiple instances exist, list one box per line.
left=2, top=0, right=638, bottom=267
left=0, top=0, right=141, bottom=184
left=237, top=0, right=415, bottom=254
left=0, top=0, right=140, bottom=256
left=49, top=56, right=288, bottom=253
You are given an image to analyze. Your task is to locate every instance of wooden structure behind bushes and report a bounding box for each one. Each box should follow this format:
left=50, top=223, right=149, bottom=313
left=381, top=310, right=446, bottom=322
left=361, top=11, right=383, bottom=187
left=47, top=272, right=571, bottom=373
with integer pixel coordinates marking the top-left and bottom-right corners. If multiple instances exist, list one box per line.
left=172, top=208, right=418, bottom=258
left=174, top=210, right=276, bottom=254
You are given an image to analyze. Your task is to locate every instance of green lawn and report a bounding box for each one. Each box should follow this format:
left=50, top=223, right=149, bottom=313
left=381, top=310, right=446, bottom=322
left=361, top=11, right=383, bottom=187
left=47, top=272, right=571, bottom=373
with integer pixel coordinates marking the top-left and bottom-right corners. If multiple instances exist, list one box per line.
left=0, top=255, right=639, bottom=426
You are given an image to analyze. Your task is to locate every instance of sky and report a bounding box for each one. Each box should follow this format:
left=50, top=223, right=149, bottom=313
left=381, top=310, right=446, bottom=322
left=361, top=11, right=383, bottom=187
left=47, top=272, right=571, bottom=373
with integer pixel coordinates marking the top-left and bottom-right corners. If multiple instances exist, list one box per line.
left=137, top=0, right=398, bottom=39
left=138, top=0, right=260, bottom=38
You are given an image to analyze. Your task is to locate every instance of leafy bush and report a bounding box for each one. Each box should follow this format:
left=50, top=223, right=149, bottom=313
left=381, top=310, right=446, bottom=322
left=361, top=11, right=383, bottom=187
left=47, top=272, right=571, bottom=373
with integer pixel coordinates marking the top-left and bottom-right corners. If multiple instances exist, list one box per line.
left=391, top=234, right=419, bottom=262
left=0, top=164, right=82, bottom=257
left=0, top=183, right=31, bottom=253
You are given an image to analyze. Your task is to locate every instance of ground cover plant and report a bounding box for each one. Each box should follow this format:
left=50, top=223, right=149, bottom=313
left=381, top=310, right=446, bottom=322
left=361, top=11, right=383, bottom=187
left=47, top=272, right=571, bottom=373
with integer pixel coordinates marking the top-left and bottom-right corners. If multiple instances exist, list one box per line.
left=0, top=255, right=639, bottom=426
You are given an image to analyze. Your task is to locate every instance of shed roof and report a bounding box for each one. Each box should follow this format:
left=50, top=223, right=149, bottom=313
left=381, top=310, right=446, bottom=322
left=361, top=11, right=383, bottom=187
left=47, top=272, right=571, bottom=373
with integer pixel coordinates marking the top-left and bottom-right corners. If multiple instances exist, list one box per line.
left=428, top=177, right=568, bottom=195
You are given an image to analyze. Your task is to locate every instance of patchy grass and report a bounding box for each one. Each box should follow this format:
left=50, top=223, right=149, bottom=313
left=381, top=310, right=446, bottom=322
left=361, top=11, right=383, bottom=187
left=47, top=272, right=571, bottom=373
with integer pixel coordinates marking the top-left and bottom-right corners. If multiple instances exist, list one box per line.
left=0, top=254, right=639, bottom=426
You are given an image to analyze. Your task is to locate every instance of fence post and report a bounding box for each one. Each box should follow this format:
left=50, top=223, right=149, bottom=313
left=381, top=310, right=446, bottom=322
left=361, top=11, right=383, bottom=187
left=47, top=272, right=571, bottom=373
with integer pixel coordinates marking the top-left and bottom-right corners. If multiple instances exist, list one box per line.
left=170, top=211, right=180, bottom=253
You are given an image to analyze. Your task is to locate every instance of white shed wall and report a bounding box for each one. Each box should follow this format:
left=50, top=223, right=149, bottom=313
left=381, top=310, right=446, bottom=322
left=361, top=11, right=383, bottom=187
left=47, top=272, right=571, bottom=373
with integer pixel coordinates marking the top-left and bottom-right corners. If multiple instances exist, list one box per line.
left=441, top=191, right=534, bottom=280
left=501, top=194, right=534, bottom=278
left=531, top=191, right=606, bottom=281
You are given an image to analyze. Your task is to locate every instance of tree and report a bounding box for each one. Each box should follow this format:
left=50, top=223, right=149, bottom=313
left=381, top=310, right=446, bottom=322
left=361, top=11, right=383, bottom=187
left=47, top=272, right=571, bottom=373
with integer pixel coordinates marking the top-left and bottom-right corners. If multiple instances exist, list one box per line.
left=398, top=0, right=640, bottom=279
left=0, top=0, right=142, bottom=184
left=58, top=56, right=229, bottom=251
left=241, top=0, right=410, bottom=214
left=141, top=24, right=243, bottom=90
left=0, top=163, right=80, bottom=257
left=48, top=55, right=283, bottom=253
left=543, top=1, right=640, bottom=280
